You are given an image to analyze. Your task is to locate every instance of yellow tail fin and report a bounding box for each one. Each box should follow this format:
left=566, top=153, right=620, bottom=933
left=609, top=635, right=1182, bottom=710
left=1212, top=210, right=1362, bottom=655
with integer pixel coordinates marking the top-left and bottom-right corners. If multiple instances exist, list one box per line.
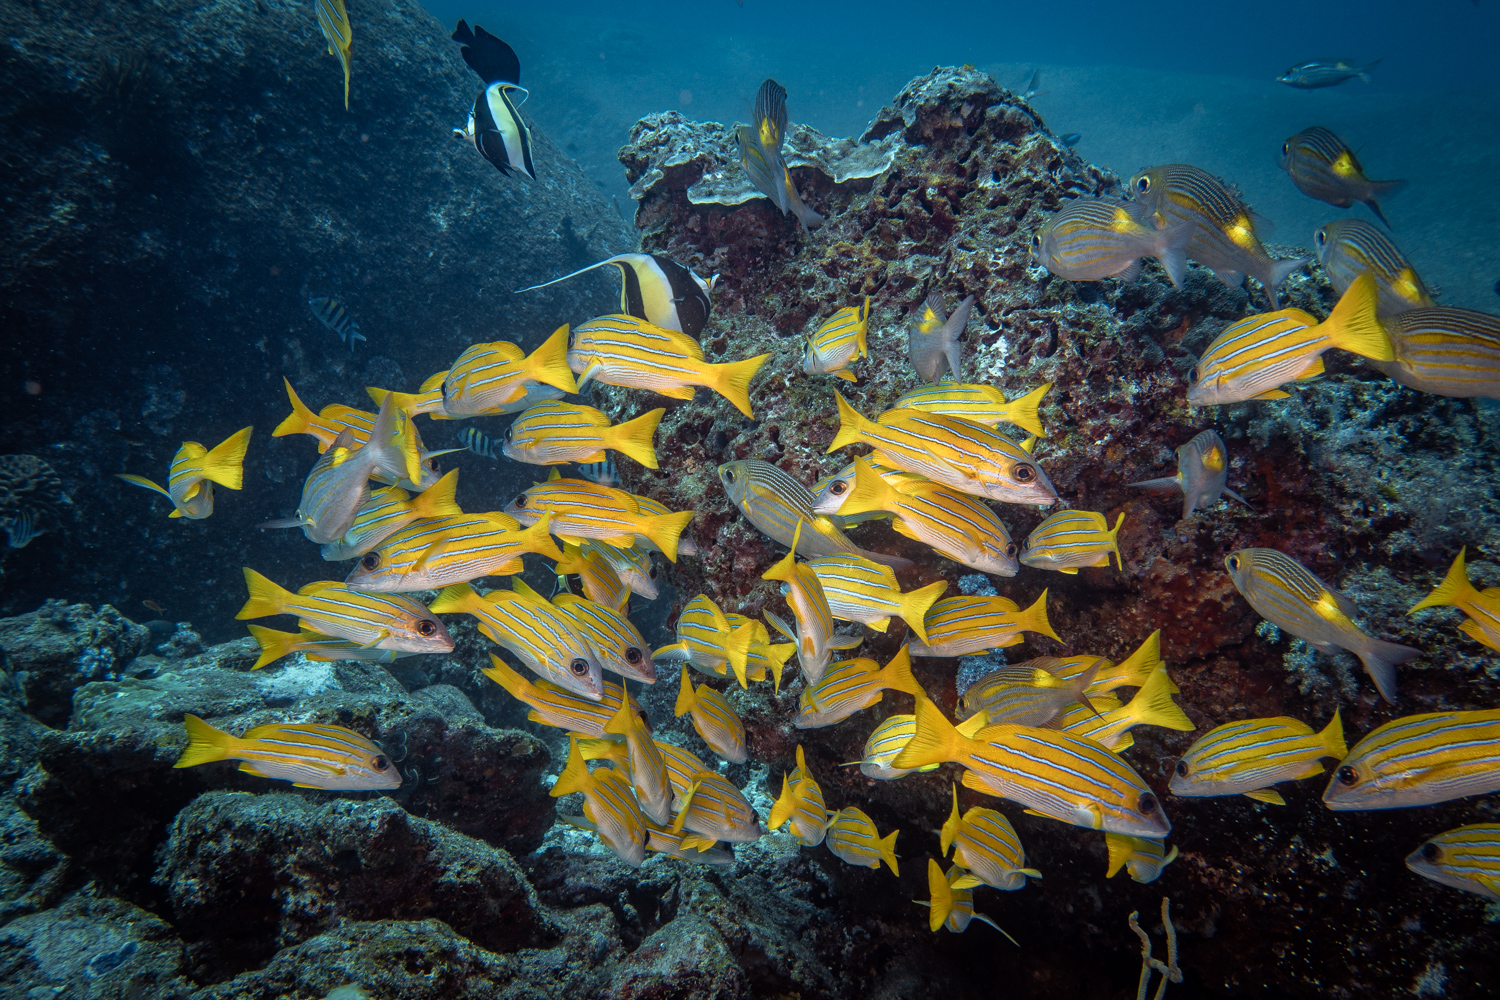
left=174, top=714, right=237, bottom=768
left=891, top=694, right=965, bottom=770
left=246, top=624, right=304, bottom=670
left=607, top=408, right=665, bottom=469
left=516, top=513, right=564, bottom=561
left=576, top=737, right=630, bottom=768
left=550, top=738, right=594, bottom=798
left=854, top=296, right=871, bottom=358
left=366, top=387, right=446, bottom=416
left=877, top=828, right=900, bottom=877
left=768, top=773, right=797, bottom=831
left=926, top=858, right=952, bottom=931
left=409, top=469, right=463, bottom=519
left=762, top=519, right=804, bottom=584
left=828, top=393, right=874, bottom=453
left=939, top=783, right=962, bottom=856
left=602, top=691, right=639, bottom=739
left=1121, top=664, right=1195, bottom=732
left=1004, top=382, right=1052, bottom=438
left=725, top=621, right=755, bottom=688
left=428, top=582, right=481, bottom=615
left=1322, top=271, right=1392, bottom=361
left=900, top=580, right=948, bottom=644
left=636, top=509, right=694, bottom=565
left=674, top=666, right=698, bottom=718
left=527, top=324, right=581, bottom=394
left=200, top=427, right=253, bottom=490
left=707, top=353, right=770, bottom=418
left=481, top=654, right=537, bottom=703
left=1112, top=630, right=1170, bottom=692
left=880, top=647, right=922, bottom=696
left=115, top=473, right=172, bottom=500
left=841, top=457, right=900, bottom=518
left=237, top=568, right=293, bottom=620
left=1106, top=512, right=1126, bottom=571
left=1016, top=589, right=1061, bottom=642
left=1104, top=832, right=1136, bottom=879
left=1408, top=547, right=1477, bottom=613
left=274, top=379, right=325, bottom=440
left=1319, top=709, right=1347, bottom=760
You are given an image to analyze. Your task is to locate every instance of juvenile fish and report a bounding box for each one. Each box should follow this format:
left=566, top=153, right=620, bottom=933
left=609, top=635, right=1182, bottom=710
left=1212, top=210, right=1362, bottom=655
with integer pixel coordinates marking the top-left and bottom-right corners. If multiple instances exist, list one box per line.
left=1105, top=833, right=1178, bottom=884
left=909, top=293, right=973, bottom=383
left=1406, top=825, right=1500, bottom=902
left=1019, top=509, right=1124, bottom=574
left=674, top=668, right=747, bottom=763
left=1278, top=58, right=1380, bottom=89
left=451, top=21, right=535, bottom=180
left=551, top=739, right=647, bottom=867
left=481, top=655, right=634, bottom=736
left=892, top=381, right=1051, bottom=437
left=763, top=522, right=865, bottom=686
left=343, top=513, right=561, bottom=591
left=438, top=325, right=577, bottom=417
left=516, top=253, right=715, bottom=339
left=1225, top=548, right=1419, bottom=702
left=941, top=785, right=1040, bottom=891
left=549, top=590, right=654, bottom=683
left=245, top=625, right=417, bottom=670
left=1188, top=272, right=1389, bottom=405
left=308, top=296, right=362, bottom=347
left=117, top=426, right=253, bottom=520
left=769, top=745, right=829, bottom=846
left=502, top=402, right=664, bottom=469
left=1034, top=199, right=1191, bottom=286
left=1407, top=547, right=1500, bottom=651
left=503, top=474, right=695, bottom=562
left=1128, top=429, right=1249, bottom=520
left=803, top=298, right=870, bottom=381
left=907, top=591, right=1059, bottom=658
left=1169, top=712, right=1345, bottom=805
left=1314, top=219, right=1435, bottom=317
left=806, top=554, right=948, bottom=641
left=236, top=569, right=453, bottom=654
left=429, top=582, right=604, bottom=699
left=174, top=714, right=400, bottom=790
left=825, top=807, right=899, bottom=875
left=320, top=472, right=464, bottom=560
left=1370, top=307, right=1500, bottom=400
left=920, top=859, right=1017, bottom=941
left=1280, top=126, right=1405, bottom=227
left=736, top=78, right=824, bottom=233
left=717, top=459, right=906, bottom=567
left=794, top=648, right=922, bottom=729
left=1323, top=709, right=1500, bottom=811
left=672, top=769, right=762, bottom=843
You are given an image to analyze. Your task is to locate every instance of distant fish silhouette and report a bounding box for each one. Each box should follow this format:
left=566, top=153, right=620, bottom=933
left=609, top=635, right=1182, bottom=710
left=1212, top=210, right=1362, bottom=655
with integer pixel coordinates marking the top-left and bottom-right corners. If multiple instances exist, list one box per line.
left=1277, top=58, right=1380, bottom=89
left=1060, top=133, right=1081, bottom=148
left=4, top=508, right=40, bottom=548
left=1020, top=68, right=1044, bottom=100
left=307, top=297, right=364, bottom=349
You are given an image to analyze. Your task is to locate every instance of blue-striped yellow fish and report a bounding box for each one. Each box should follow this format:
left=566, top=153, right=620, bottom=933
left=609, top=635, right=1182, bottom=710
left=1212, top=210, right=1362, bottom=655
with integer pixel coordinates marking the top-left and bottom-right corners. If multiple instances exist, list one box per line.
left=1105, top=833, right=1178, bottom=884
left=825, top=806, right=898, bottom=874
left=308, top=295, right=361, bottom=345
left=117, top=426, right=252, bottom=520
left=802, top=298, right=870, bottom=381
left=601, top=693, right=672, bottom=825
left=893, top=695, right=1171, bottom=837
left=319, top=472, right=464, bottom=561
left=941, top=785, right=1040, bottom=891
left=674, top=668, right=747, bottom=763
left=736, top=78, right=824, bottom=234
left=1188, top=272, right=1389, bottom=405
left=429, top=582, right=604, bottom=699
left=829, top=394, right=1059, bottom=505
left=769, top=745, right=829, bottom=846
left=343, top=512, right=559, bottom=592
left=451, top=21, right=535, bottom=180
left=1170, top=712, right=1345, bottom=805
left=852, top=714, right=939, bottom=780
left=551, top=739, right=647, bottom=867
left=717, top=459, right=905, bottom=566
left=1225, top=547, right=1419, bottom=703
left=1128, top=163, right=1306, bottom=306
left=502, top=402, right=664, bottom=469
left=1323, top=709, right=1500, bottom=811
left=763, top=522, right=864, bottom=686
left=1406, top=825, right=1500, bottom=902
left=174, top=714, right=400, bottom=790
left=909, top=293, right=972, bottom=383
left=746, top=637, right=797, bottom=692
left=1025, top=630, right=1171, bottom=698
left=555, top=541, right=631, bottom=611
left=1020, top=509, right=1124, bottom=574
left=1314, top=219, right=1435, bottom=318
left=794, top=648, right=921, bottom=729
left=920, top=859, right=1017, bottom=941
left=1128, top=429, right=1249, bottom=520
left=645, top=822, right=734, bottom=865
left=839, top=458, right=1020, bottom=577
left=652, top=740, right=713, bottom=802
left=1280, top=126, right=1404, bottom=227
left=577, top=539, right=658, bottom=600
left=653, top=594, right=755, bottom=685
left=568, top=314, right=770, bottom=418
left=312, top=0, right=353, bottom=109
left=892, top=381, right=1051, bottom=437
left=1057, top=663, right=1194, bottom=752
left=1370, top=307, right=1500, bottom=400
left=907, top=591, right=1059, bottom=658
left=1408, top=547, right=1500, bottom=652
left=551, top=591, right=654, bottom=683
left=481, top=655, right=632, bottom=737
left=633, top=495, right=700, bottom=558
left=516, top=253, right=714, bottom=339
left=245, top=624, right=418, bottom=670
left=236, top=569, right=453, bottom=654
left=438, top=325, right=577, bottom=418
left=806, top=554, right=947, bottom=641
left=671, top=769, right=762, bottom=843
left=503, top=474, right=695, bottom=562
left=1034, top=199, right=1191, bottom=285
left=274, top=382, right=447, bottom=488
left=811, top=458, right=919, bottom=519
left=957, top=660, right=1101, bottom=729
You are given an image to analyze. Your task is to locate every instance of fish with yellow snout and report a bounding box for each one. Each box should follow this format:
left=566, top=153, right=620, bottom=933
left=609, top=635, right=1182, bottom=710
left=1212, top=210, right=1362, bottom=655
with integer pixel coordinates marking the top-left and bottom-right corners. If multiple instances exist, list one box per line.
left=117, top=426, right=252, bottom=520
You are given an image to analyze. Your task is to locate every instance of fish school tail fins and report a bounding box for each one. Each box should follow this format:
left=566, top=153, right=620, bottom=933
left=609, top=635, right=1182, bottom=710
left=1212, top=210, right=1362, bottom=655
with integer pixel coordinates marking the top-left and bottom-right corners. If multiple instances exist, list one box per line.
left=1320, top=271, right=1392, bottom=361
left=1354, top=635, right=1421, bottom=704
left=1003, top=382, right=1052, bottom=438
left=237, top=568, right=294, bottom=620
left=517, top=513, right=565, bottom=561
left=705, top=353, right=771, bottom=418
left=246, top=624, right=303, bottom=670
left=1015, top=589, right=1062, bottom=643
left=842, top=457, right=899, bottom=519
left=674, top=666, right=699, bottom=718
left=939, top=784, right=962, bottom=856
left=1319, top=709, right=1348, bottom=760
left=639, top=509, right=695, bottom=564
left=926, top=858, right=953, bottom=932
left=199, top=427, right=254, bottom=490
left=725, top=621, right=755, bottom=687
left=899, top=580, right=948, bottom=644
left=876, top=827, right=900, bottom=877
left=274, top=378, right=322, bottom=439
left=1123, top=664, right=1195, bottom=732
left=1409, top=547, right=1478, bottom=614
left=428, top=582, right=482, bottom=615
left=482, top=653, right=538, bottom=702
left=409, top=469, right=464, bottom=520
left=828, top=393, right=876, bottom=453
left=526, top=324, right=581, bottom=395
left=1106, top=512, right=1126, bottom=571
left=174, top=714, right=237, bottom=768
left=891, top=694, right=965, bottom=771
left=762, top=520, right=804, bottom=583
left=1114, top=629, right=1172, bottom=692
left=550, top=739, right=594, bottom=798
left=879, top=646, right=922, bottom=697
left=606, top=408, right=664, bottom=470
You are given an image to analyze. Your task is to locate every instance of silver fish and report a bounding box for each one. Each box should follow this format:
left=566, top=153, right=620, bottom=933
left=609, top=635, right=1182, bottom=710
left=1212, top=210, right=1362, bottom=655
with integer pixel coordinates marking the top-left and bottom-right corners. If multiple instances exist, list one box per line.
left=1279, top=127, right=1404, bottom=227
left=909, top=293, right=972, bottom=383
left=1315, top=219, right=1436, bottom=318
left=1128, top=430, right=1250, bottom=519
left=1034, top=199, right=1191, bottom=286
left=1277, top=58, right=1380, bottom=89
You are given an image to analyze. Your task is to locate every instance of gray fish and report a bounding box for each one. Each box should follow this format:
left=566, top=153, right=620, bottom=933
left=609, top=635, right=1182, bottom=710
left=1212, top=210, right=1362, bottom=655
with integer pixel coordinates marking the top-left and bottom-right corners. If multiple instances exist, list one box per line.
left=3, top=508, right=40, bottom=549
left=1059, top=133, right=1081, bottom=148
left=1315, top=219, right=1436, bottom=318
left=1035, top=199, right=1191, bottom=286
left=1021, top=68, right=1043, bottom=100
left=736, top=79, right=824, bottom=234
left=1369, top=307, right=1500, bottom=400
left=308, top=297, right=365, bottom=350
left=1128, top=430, right=1250, bottom=519
left=1279, top=127, right=1405, bottom=227
left=909, top=293, right=972, bottom=383
left=1277, top=58, right=1380, bottom=89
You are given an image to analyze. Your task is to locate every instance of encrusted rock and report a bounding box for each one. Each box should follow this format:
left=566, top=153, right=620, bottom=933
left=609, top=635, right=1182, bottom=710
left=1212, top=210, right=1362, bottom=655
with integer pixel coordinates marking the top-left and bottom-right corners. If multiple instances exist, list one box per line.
left=0, top=601, right=152, bottom=727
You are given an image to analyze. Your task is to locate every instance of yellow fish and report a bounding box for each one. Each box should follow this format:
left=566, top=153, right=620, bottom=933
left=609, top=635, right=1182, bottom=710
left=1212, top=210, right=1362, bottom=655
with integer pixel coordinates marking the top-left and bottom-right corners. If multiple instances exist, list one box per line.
left=245, top=624, right=416, bottom=670
left=851, top=714, right=940, bottom=780
left=435, top=325, right=579, bottom=418
left=551, top=738, right=648, bottom=867
left=314, top=0, right=353, bottom=110
left=1371, top=307, right=1500, bottom=401
left=671, top=769, right=762, bottom=843
left=824, top=806, right=898, bottom=875
left=941, top=785, right=1040, bottom=891
left=1019, top=509, right=1124, bottom=574
left=919, top=859, right=1018, bottom=941
left=1323, top=709, right=1500, bottom=811
left=907, top=591, right=1059, bottom=658
left=501, top=402, right=664, bottom=469
left=891, top=381, right=1051, bottom=437
left=674, top=668, right=747, bottom=763
left=805, top=554, right=947, bottom=641
left=802, top=298, right=870, bottom=381
left=343, top=513, right=560, bottom=592
left=1314, top=219, right=1435, bottom=318
left=1104, top=833, right=1178, bottom=884
left=763, top=521, right=864, bottom=686
left=504, top=474, right=695, bottom=562
left=793, top=648, right=922, bottom=729
left=768, top=745, right=829, bottom=846
left=601, top=694, right=672, bottom=825
left=236, top=569, right=453, bottom=654
left=1170, top=711, right=1344, bottom=804
left=117, top=426, right=252, bottom=520
left=554, top=541, right=631, bottom=611
left=480, top=655, right=632, bottom=737
left=652, top=594, right=755, bottom=686
left=318, top=471, right=464, bottom=561
left=1279, top=126, right=1404, bottom=227
left=1058, top=663, right=1195, bottom=752
left=429, top=582, right=604, bottom=699
left=1406, top=824, right=1500, bottom=902
left=174, top=714, right=400, bottom=790
left=1408, top=547, right=1500, bottom=651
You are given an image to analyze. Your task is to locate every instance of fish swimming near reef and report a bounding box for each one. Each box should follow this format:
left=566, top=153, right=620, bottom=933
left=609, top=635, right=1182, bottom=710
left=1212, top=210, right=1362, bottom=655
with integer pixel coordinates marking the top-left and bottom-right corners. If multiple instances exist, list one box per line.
left=481, top=655, right=633, bottom=737
left=515, top=253, right=715, bottom=339
left=794, top=648, right=921, bottom=730
left=1408, top=547, right=1500, bottom=650
left=957, top=660, right=1102, bottom=730
left=1169, top=712, right=1346, bottom=804
left=1059, top=132, right=1081, bottom=148
left=805, top=553, right=948, bottom=641
left=802, top=298, right=871, bottom=381
left=1019, top=509, right=1124, bottom=575
left=319, top=471, right=464, bottom=561
left=431, top=581, right=604, bottom=699
left=1034, top=199, right=1191, bottom=286
left=769, top=745, right=829, bottom=846
left=892, top=381, right=1051, bottom=438
left=1128, top=429, right=1250, bottom=520
left=551, top=738, right=647, bottom=867
left=343, top=512, right=561, bottom=592
left=941, top=785, right=1040, bottom=891
left=459, top=426, right=501, bottom=459
left=908, top=293, right=972, bottom=383
left=547, top=590, right=653, bottom=683
left=852, top=714, right=940, bottom=780
left=919, top=859, right=1018, bottom=941
left=1279, top=127, right=1405, bottom=227
left=601, top=695, right=671, bottom=824
left=1314, top=219, right=1436, bottom=318
left=117, top=426, right=253, bottom=520
left=736, top=78, right=824, bottom=233
left=308, top=297, right=364, bottom=349
left=3, top=508, right=40, bottom=548
left=824, top=806, right=899, bottom=874
left=174, top=714, right=402, bottom=790
left=556, top=541, right=632, bottom=611
left=1277, top=58, right=1381, bottom=89
left=1105, top=833, right=1177, bottom=884
left=238, top=568, right=454, bottom=654
left=1323, top=709, right=1500, bottom=811
left=1406, top=825, right=1500, bottom=902
left=501, top=401, right=663, bottom=469
left=906, top=591, right=1059, bottom=658
left=451, top=20, right=535, bottom=180
left=313, top=0, right=353, bottom=110
left=434, top=326, right=578, bottom=418
left=1369, top=307, right=1500, bottom=400
left=1055, top=663, right=1194, bottom=752
left=763, top=522, right=865, bottom=686
left=245, top=624, right=416, bottom=670
left=504, top=473, right=695, bottom=562
left=652, top=593, right=755, bottom=685
left=674, top=667, right=747, bottom=763
left=578, top=539, right=659, bottom=600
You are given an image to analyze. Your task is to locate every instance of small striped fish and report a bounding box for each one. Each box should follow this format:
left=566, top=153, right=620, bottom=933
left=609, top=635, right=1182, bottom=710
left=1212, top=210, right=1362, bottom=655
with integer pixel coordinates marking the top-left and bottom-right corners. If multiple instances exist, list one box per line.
left=1188, top=272, right=1390, bottom=405
left=602, top=694, right=672, bottom=825
left=577, top=456, right=620, bottom=487
left=3, top=508, right=40, bottom=549
left=320, top=471, right=464, bottom=561
left=502, top=401, right=663, bottom=469
left=460, top=426, right=501, bottom=459
left=1128, top=163, right=1306, bottom=306
left=1225, top=547, right=1419, bottom=703
left=343, top=512, right=559, bottom=592
left=1371, top=307, right=1500, bottom=400
left=957, top=660, right=1100, bottom=729
left=674, top=668, right=747, bottom=763
left=671, top=768, right=762, bottom=843
left=717, top=459, right=898, bottom=564
left=1315, top=219, right=1435, bottom=317
left=807, top=554, right=947, bottom=641
left=551, top=739, right=647, bottom=867
left=854, top=714, right=939, bottom=780
left=1058, top=664, right=1194, bottom=752
left=481, top=655, right=631, bottom=736
left=892, top=381, right=1051, bottom=437
left=829, top=394, right=1059, bottom=505
left=581, top=539, right=659, bottom=599
left=769, top=745, right=829, bottom=846
left=1171, top=712, right=1345, bottom=804
left=568, top=314, right=771, bottom=418
left=236, top=568, right=453, bottom=654
left=555, top=541, right=631, bottom=611
left=308, top=295, right=363, bottom=346
left=1035, top=199, right=1191, bottom=286
left=441, top=326, right=578, bottom=417
left=1406, top=824, right=1500, bottom=902
left=653, top=594, right=754, bottom=683
left=941, top=785, right=1039, bottom=891
left=117, top=426, right=252, bottom=520
left=1020, top=509, right=1124, bottom=574
left=173, top=714, right=400, bottom=790
left=245, top=624, right=416, bottom=670
left=653, top=740, right=714, bottom=803
left=1128, top=429, right=1249, bottom=520
left=825, top=806, right=899, bottom=874
left=1029, top=630, right=1172, bottom=698
left=1323, top=709, right=1500, bottom=811
left=794, top=649, right=921, bottom=729
left=504, top=475, right=695, bottom=563
left=1408, top=547, right=1500, bottom=652
left=921, top=859, right=1016, bottom=940
left=1105, top=833, right=1178, bottom=884
left=893, top=695, right=1171, bottom=838
left=274, top=382, right=448, bottom=491
left=907, top=591, right=1059, bottom=658
left=552, top=591, right=654, bottom=683
left=837, top=457, right=1019, bottom=577
left=312, top=0, right=353, bottom=108
left=763, top=522, right=864, bottom=686
left=909, top=292, right=972, bottom=383
left=1279, top=126, right=1404, bottom=227
left=429, top=582, right=604, bottom=700
left=802, top=298, right=870, bottom=381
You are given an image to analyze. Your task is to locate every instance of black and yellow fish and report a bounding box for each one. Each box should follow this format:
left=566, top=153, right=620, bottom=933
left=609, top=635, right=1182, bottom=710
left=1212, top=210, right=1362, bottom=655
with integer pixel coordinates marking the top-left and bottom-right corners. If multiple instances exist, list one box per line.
left=451, top=20, right=535, bottom=181
left=515, top=253, right=715, bottom=339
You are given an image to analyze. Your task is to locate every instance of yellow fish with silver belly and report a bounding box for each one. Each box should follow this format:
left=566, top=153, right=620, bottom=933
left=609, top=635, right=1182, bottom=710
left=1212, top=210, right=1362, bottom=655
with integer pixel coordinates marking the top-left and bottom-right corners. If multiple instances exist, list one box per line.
left=674, top=668, right=747, bottom=764
left=174, top=714, right=400, bottom=790
left=769, top=745, right=829, bottom=847
left=1323, top=709, right=1500, bottom=811
left=117, top=426, right=252, bottom=520
left=825, top=807, right=899, bottom=875
left=1406, top=825, right=1500, bottom=902
left=501, top=402, right=664, bottom=469
left=941, top=785, right=1040, bottom=891
left=236, top=569, right=453, bottom=655
left=1370, top=307, right=1500, bottom=401
left=802, top=298, right=870, bottom=381
left=1169, top=712, right=1345, bottom=805
left=1128, top=429, right=1249, bottom=520
left=1104, top=833, right=1178, bottom=884
left=763, top=521, right=865, bottom=686
left=1019, top=509, right=1124, bottom=574
left=551, top=739, right=647, bottom=867
left=794, top=648, right=922, bottom=729
left=1407, top=547, right=1500, bottom=651
left=919, top=859, right=1018, bottom=941
left=1034, top=198, right=1191, bottom=286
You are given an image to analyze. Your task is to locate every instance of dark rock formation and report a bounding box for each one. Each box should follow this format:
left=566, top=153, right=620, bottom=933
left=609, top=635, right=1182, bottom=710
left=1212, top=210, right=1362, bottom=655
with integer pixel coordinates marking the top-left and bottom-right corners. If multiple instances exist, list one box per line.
left=0, top=601, right=152, bottom=727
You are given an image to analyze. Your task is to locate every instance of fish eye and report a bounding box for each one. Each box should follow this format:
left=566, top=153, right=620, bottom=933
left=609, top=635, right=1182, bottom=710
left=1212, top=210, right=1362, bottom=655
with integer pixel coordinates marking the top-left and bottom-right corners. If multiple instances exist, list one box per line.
left=1137, top=792, right=1158, bottom=814
left=1030, top=233, right=1041, bottom=250
left=649, top=565, right=659, bottom=579
left=1135, top=176, right=1150, bottom=193
left=1281, top=142, right=1289, bottom=155
left=416, top=619, right=438, bottom=637
left=1013, top=464, right=1036, bottom=483
left=361, top=553, right=380, bottom=571
left=373, top=755, right=390, bottom=771
left=1227, top=556, right=1239, bottom=572
left=1315, top=228, right=1327, bottom=246
left=830, top=480, right=847, bottom=495
left=1421, top=842, right=1442, bottom=863
left=513, top=494, right=527, bottom=508
left=1175, top=760, right=1188, bottom=777
left=626, top=647, right=644, bottom=664
left=1005, top=542, right=1017, bottom=557
left=723, top=470, right=735, bottom=483
left=569, top=658, right=590, bottom=676
left=1337, top=765, right=1358, bottom=786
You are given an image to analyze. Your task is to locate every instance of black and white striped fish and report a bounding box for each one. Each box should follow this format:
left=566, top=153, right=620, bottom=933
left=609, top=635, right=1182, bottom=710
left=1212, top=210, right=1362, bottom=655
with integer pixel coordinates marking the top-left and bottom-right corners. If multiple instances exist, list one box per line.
left=576, top=456, right=619, bottom=487
left=307, top=297, right=365, bottom=349
left=459, top=426, right=501, bottom=459
left=451, top=21, right=536, bottom=181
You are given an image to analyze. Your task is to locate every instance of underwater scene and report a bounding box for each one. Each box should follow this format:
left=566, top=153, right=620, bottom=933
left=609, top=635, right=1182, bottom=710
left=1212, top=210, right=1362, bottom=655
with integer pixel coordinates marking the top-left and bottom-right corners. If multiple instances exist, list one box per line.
left=4, top=0, right=1500, bottom=996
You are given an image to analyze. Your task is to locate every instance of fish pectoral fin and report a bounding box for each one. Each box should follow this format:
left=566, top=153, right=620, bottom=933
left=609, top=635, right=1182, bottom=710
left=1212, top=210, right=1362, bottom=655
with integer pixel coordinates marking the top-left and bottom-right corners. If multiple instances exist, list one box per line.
left=357, top=629, right=391, bottom=650
left=1243, top=788, right=1286, bottom=805
left=1248, top=389, right=1292, bottom=401
left=833, top=371, right=857, bottom=382
left=1021, top=808, right=1049, bottom=818
left=949, top=872, right=984, bottom=890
